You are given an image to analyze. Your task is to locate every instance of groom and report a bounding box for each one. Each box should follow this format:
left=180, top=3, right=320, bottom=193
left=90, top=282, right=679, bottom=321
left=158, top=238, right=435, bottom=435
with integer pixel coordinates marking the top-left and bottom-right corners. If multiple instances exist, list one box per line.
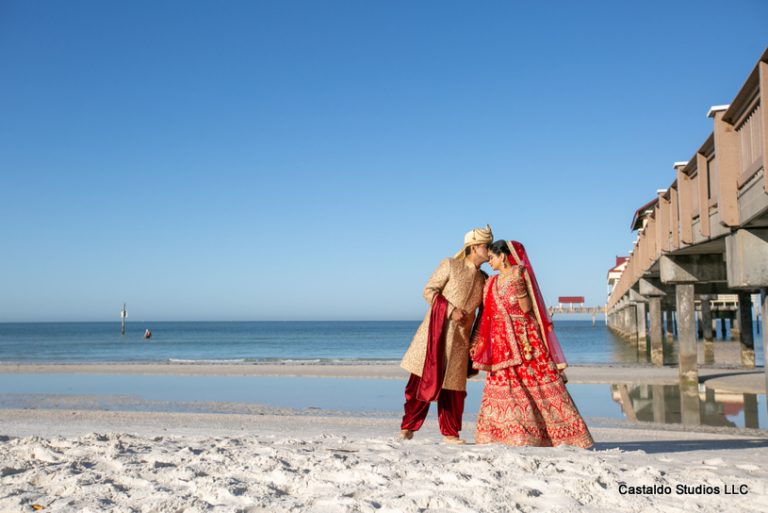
left=399, top=225, right=492, bottom=444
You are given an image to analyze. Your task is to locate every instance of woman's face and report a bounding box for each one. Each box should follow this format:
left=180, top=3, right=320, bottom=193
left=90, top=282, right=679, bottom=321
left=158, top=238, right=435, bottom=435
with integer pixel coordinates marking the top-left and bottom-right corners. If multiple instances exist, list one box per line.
left=488, top=251, right=505, bottom=271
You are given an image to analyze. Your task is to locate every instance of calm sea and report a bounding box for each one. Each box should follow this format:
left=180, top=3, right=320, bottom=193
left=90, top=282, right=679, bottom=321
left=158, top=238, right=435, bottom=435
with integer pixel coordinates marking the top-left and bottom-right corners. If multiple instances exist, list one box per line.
left=0, top=320, right=763, bottom=365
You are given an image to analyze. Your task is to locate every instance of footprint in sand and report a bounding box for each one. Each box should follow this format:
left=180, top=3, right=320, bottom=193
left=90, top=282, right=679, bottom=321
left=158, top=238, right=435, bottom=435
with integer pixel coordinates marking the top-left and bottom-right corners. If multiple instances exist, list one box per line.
left=0, top=466, right=26, bottom=477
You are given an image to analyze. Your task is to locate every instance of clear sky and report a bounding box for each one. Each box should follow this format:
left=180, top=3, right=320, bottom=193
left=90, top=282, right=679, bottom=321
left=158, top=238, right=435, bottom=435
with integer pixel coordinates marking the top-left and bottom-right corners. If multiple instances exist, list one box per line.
left=1, top=1, right=766, bottom=322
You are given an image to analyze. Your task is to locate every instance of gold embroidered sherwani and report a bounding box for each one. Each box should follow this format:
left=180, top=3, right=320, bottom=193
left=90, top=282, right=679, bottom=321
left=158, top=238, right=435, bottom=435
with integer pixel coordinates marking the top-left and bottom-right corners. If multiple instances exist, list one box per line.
left=401, top=257, right=486, bottom=392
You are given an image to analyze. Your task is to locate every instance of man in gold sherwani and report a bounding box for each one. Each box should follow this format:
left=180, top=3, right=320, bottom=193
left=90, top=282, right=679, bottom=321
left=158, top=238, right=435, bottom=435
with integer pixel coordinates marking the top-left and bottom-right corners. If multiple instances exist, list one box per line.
left=400, top=225, right=492, bottom=444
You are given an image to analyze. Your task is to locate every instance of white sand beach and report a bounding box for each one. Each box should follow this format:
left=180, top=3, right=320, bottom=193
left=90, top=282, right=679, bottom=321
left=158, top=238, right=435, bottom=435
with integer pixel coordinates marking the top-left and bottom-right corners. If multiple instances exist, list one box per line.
left=1, top=364, right=766, bottom=512
left=1, top=409, right=767, bottom=513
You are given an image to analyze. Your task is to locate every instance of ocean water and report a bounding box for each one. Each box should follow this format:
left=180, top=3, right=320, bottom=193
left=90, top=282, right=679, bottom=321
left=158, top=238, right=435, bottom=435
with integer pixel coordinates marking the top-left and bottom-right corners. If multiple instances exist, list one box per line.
left=0, top=320, right=763, bottom=365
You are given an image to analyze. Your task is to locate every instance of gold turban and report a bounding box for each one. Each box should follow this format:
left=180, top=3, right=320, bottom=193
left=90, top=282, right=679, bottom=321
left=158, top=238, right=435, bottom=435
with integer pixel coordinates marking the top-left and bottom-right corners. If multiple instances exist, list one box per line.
left=453, top=224, right=493, bottom=259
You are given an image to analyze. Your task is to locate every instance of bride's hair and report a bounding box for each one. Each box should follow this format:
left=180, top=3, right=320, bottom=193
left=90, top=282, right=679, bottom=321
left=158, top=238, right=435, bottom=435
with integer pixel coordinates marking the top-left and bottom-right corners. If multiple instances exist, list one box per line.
left=489, top=240, right=511, bottom=257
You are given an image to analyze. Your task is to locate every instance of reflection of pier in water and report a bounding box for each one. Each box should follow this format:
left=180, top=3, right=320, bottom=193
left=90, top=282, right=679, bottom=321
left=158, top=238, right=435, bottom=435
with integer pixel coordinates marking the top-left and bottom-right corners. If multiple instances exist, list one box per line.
left=612, top=382, right=761, bottom=429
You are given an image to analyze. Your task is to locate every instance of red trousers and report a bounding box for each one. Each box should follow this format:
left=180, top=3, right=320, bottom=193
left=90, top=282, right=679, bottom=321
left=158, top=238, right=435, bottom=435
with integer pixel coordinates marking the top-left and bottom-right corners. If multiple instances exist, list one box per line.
left=401, top=374, right=467, bottom=437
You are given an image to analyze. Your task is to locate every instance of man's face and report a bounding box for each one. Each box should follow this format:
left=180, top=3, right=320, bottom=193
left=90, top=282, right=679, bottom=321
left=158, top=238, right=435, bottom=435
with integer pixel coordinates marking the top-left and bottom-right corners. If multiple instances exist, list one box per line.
left=472, top=243, right=490, bottom=263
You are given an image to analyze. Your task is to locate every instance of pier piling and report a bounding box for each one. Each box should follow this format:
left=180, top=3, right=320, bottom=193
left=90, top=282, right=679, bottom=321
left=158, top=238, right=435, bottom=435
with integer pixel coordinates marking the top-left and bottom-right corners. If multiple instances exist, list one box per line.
left=649, top=297, right=664, bottom=366
left=675, top=283, right=699, bottom=386
left=731, top=310, right=741, bottom=340
left=737, top=291, right=756, bottom=368
left=640, top=279, right=666, bottom=367
left=745, top=394, right=759, bottom=429
left=665, top=310, right=675, bottom=341
left=700, top=295, right=715, bottom=364
left=636, top=300, right=648, bottom=356
left=679, top=381, right=702, bottom=426
left=763, top=290, right=768, bottom=396
left=652, top=384, right=666, bottom=423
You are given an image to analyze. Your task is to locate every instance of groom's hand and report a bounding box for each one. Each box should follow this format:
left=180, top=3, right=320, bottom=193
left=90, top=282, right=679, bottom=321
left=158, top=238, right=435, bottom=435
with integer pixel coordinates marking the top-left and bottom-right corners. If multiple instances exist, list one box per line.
left=451, top=309, right=467, bottom=323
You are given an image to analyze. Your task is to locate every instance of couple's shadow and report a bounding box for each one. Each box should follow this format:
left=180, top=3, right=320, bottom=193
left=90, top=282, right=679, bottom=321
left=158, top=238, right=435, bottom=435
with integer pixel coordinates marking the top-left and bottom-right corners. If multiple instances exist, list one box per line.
left=592, top=438, right=768, bottom=454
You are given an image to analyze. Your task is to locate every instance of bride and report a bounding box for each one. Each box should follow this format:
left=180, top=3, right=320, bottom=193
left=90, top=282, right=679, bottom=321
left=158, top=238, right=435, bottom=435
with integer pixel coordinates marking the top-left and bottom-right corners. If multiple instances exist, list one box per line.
left=470, top=240, right=593, bottom=448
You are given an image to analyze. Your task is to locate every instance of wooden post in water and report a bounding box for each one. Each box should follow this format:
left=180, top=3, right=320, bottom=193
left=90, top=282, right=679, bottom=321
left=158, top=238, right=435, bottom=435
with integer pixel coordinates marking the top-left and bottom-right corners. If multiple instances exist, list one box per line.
left=675, top=284, right=699, bottom=386
left=700, top=295, right=715, bottom=364
left=639, top=302, right=647, bottom=350
left=679, top=381, right=702, bottom=426
left=121, top=303, right=127, bottom=336
left=696, top=310, right=703, bottom=339
left=640, top=279, right=666, bottom=367
left=762, top=289, right=768, bottom=400
left=652, top=384, right=666, bottom=423
left=665, top=310, right=675, bottom=340
left=731, top=309, right=741, bottom=340
left=649, top=298, right=664, bottom=366
left=744, top=394, right=759, bottom=429
left=737, top=291, right=755, bottom=368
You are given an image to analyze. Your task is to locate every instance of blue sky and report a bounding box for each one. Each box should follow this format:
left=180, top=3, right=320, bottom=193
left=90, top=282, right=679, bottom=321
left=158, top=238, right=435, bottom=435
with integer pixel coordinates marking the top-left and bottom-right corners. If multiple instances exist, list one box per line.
left=1, top=1, right=766, bottom=321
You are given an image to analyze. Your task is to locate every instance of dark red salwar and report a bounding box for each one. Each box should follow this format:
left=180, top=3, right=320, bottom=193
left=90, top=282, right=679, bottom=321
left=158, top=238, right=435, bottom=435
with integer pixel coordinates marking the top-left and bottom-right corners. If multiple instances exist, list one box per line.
left=400, top=294, right=466, bottom=437
left=401, top=373, right=466, bottom=436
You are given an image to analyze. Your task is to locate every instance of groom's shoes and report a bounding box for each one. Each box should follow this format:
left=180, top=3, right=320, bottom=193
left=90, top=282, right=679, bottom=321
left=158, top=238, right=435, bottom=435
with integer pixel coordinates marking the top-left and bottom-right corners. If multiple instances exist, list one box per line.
left=442, top=436, right=465, bottom=445
left=399, top=429, right=414, bottom=440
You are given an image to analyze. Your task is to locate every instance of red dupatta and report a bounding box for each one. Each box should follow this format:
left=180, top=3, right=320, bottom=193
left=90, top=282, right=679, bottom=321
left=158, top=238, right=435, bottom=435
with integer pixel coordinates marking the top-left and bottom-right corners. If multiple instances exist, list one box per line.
left=472, top=241, right=567, bottom=370
left=416, top=293, right=449, bottom=402
left=508, top=240, right=567, bottom=369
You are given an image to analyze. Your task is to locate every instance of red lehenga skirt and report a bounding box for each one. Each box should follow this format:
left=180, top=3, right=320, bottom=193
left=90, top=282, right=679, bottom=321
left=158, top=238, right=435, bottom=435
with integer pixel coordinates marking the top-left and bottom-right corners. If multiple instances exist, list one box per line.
left=475, top=313, right=594, bottom=448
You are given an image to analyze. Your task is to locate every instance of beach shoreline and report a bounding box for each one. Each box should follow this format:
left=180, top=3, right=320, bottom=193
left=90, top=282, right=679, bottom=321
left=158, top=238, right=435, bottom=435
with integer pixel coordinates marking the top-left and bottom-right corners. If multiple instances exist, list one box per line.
left=1, top=362, right=763, bottom=394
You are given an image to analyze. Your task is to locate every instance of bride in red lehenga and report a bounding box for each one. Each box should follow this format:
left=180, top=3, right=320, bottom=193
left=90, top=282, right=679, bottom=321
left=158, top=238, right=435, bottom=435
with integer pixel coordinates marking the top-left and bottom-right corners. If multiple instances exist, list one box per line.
left=471, top=240, right=593, bottom=448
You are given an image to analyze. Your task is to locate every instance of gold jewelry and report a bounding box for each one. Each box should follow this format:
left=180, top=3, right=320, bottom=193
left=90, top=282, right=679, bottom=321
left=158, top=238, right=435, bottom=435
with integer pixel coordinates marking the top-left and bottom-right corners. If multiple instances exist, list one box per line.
left=512, top=279, right=527, bottom=297
left=499, top=268, right=515, bottom=279
left=520, top=329, right=534, bottom=361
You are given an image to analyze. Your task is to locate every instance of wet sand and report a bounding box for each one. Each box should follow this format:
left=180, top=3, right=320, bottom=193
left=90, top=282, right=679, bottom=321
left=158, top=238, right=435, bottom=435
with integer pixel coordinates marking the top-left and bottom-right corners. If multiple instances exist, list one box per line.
left=1, top=362, right=764, bottom=393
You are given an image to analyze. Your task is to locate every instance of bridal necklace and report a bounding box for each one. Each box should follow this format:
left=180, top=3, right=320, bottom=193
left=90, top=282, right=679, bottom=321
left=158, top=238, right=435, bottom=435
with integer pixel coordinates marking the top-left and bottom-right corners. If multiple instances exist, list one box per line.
left=499, top=262, right=515, bottom=278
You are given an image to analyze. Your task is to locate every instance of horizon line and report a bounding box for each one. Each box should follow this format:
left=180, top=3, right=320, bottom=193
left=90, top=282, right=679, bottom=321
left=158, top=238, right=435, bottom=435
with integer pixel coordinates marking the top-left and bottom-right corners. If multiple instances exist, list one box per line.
left=0, top=317, right=606, bottom=324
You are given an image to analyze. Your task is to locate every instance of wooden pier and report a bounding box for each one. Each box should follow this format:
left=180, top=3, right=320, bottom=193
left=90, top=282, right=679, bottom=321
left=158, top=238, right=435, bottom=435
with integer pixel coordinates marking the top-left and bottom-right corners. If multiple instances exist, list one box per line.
left=606, top=49, right=768, bottom=394
left=548, top=305, right=605, bottom=316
